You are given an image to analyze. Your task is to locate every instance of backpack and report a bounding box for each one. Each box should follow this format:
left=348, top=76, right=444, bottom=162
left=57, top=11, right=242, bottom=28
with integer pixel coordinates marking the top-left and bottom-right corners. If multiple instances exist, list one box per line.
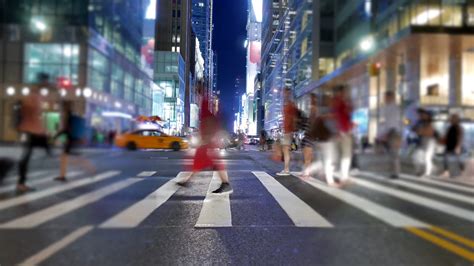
left=296, top=109, right=308, bottom=130
left=308, top=117, right=331, bottom=142
left=12, top=100, right=23, bottom=129
left=69, top=115, right=86, bottom=140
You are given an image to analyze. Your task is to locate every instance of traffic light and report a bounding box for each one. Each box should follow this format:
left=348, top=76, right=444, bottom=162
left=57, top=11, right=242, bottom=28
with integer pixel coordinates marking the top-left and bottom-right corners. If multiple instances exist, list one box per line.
left=56, top=76, right=72, bottom=89
left=368, top=62, right=381, bottom=77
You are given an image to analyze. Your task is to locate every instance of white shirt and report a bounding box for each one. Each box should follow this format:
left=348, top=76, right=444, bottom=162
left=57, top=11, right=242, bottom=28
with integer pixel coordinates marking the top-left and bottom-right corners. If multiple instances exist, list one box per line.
left=380, top=103, right=401, bottom=136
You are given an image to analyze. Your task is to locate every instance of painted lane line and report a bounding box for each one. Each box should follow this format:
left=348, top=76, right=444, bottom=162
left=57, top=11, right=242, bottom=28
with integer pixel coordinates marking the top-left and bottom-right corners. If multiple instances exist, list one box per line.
left=195, top=172, right=232, bottom=228
left=0, top=172, right=82, bottom=194
left=406, top=227, right=474, bottom=262
left=100, top=172, right=192, bottom=228
left=252, top=171, right=333, bottom=228
left=429, top=226, right=474, bottom=249
left=137, top=171, right=157, bottom=177
left=0, top=178, right=139, bottom=229
left=18, top=225, right=94, bottom=266
left=3, top=170, right=50, bottom=185
left=361, top=172, right=474, bottom=205
left=399, top=173, right=474, bottom=194
left=0, top=171, right=120, bottom=211
left=304, top=177, right=428, bottom=227
left=353, top=178, right=474, bottom=222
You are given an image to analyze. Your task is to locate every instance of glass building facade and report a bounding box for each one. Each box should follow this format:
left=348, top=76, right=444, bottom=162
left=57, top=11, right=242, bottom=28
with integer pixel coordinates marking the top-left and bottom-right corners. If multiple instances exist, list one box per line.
left=0, top=0, right=154, bottom=141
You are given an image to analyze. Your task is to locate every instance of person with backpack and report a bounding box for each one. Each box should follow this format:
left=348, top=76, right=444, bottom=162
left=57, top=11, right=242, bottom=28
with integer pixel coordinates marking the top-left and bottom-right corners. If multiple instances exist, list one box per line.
left=439, top=114, right=464, bottom=178
left=54, top=101, right=95, bottom=181
left=16, top=73, right=51, bottom=193
left=277, top=87, right=298, bottom=176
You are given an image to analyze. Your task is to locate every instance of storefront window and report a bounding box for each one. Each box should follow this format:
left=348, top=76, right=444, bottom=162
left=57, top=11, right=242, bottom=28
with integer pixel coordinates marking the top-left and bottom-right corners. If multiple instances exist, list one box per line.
left=87, top=49, right=108, bottom=91
left=24, top=43, right=80, bottom=84
left=441, top=4, right=462, bottom=27
left=467, top=6, right=474, bottom=26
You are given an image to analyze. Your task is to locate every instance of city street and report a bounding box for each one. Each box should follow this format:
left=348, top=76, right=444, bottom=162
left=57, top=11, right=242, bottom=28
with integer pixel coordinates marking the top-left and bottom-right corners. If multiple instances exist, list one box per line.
left=0, top=148, right=473, bottom=265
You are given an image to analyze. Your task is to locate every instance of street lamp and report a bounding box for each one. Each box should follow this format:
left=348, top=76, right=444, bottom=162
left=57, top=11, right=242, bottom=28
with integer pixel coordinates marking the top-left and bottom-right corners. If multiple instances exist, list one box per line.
left=31, top=18, right=47, bottom=32
left=360, top=36, right=375, bottom=52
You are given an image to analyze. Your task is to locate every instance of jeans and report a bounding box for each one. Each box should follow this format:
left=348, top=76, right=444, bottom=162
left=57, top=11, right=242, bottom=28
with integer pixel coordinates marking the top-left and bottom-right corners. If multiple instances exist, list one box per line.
left=319, top=141, right=335, bottom=184
left=18, top=133, right=50, bottom=185
left=338, top=133, right=353, bottom=180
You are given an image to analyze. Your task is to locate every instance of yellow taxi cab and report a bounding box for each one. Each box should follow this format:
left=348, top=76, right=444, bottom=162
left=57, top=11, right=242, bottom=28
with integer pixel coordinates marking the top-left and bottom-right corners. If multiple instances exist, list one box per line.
left=115, top=129, right=189, bottom=151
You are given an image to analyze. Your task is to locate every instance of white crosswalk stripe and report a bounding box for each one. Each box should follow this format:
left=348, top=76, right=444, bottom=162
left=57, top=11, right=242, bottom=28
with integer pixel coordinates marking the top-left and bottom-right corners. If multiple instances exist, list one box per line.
left=100, top=172, right=191, bottom=228
left=0, top=171, right=120, bottom=211
left=399, top=173, right=474, bottom=194
left=3, top=170, right=50, bottom=185
left=0, top=171, right=82, bottom=194
left=253, top=171, right=333, bottom=227
left=352, top=177, right=474, bottom=222
left=360, top=171, right=474, bottom=205
left=195, top=172, right=232, bottom=227
left=303, top=178, right=428, bottom=227
left=0, top=178, right=140, bottom=229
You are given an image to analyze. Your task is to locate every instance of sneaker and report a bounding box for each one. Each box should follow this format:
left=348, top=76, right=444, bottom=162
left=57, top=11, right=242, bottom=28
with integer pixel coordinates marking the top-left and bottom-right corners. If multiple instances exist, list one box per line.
left=176, top=181, right=188, bottom=187
left=212, top=183, right=233, bottom=194
left=54, top=176, right=67, bottom=182
left=276, top=170, right=290, bottom=176
left=16, top=184, right=36, bottom=194
left=389, top=174, right=399, bottom=179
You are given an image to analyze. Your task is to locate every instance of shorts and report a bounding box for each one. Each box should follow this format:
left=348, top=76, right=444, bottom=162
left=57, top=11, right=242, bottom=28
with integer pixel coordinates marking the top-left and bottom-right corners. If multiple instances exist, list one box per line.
left=280, top=133, right=293, bottom=146
left=191, top=144, right=225, bottom=172
left=63, top=136, right=80, bottom=155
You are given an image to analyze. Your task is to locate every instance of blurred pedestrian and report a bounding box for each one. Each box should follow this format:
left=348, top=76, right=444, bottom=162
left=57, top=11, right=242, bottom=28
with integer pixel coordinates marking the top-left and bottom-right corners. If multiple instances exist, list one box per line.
left=238, top=130, right=246, bottom=151
left=439, top=114, right=464, bottom=178
left=301, top=94, right=318, bottom=179
left=379, top=91, right=402, bottom=179
left=17, top=73, right=51, bottom=193
left=277, top=87, right=298, bottom=176
left=414, top=109, right=436, bottom=177
left=332, top=85, right=353, bottom=184
left=54, top=101, right=95, bottom=181
left=177, top=98, right=232, bottom=194
left=259, top=129, right=267, bottom=151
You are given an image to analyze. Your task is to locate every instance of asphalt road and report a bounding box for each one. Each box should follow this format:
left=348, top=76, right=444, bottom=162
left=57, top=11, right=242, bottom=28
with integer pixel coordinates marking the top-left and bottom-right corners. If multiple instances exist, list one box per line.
left=0, top=148, right=473, bottom=265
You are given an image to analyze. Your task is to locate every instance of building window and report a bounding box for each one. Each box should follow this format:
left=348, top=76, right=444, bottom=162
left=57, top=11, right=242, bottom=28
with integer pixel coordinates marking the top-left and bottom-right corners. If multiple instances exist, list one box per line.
left=88, top=49, right=109, bottom=92
left=24, top=43, right=80, bottom=85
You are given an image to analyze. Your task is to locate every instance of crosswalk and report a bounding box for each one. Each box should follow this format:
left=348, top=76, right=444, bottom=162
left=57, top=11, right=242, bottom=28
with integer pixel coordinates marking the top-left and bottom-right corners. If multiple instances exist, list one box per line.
left=1, top=168, right=473, bottom=263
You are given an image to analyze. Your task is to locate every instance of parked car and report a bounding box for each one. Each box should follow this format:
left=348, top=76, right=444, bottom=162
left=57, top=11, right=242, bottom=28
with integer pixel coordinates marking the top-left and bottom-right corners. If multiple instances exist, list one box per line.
left=115, top=130, right=189, bottom=151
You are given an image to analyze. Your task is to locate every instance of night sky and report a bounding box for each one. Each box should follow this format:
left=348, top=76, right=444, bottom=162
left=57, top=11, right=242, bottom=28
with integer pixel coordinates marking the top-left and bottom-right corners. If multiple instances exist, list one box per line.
left=214, top=0, right=248, bottom=131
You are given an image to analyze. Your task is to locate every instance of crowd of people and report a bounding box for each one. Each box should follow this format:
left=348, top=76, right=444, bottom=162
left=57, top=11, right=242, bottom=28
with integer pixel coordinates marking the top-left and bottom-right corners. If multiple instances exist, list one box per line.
left=0, top=73, right=95, bottom=193
left=269, top=85, right=468, bottom=188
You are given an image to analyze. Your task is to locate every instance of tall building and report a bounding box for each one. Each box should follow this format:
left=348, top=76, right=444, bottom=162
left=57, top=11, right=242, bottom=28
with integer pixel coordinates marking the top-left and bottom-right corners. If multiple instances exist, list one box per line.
left=244, top=0, right=263, bottom=135
left=0, top=0, right=154, bottom=141
left=154, top=0, right=194, bottom=134
left=191, top=0, right=215, bottom=103
left=261, top=0, right=474, bottom=147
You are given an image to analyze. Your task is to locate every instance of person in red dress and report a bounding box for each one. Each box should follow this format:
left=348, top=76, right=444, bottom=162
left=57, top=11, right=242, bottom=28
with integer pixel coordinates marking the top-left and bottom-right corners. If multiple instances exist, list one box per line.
left=177, top=98, right=232, bottom=194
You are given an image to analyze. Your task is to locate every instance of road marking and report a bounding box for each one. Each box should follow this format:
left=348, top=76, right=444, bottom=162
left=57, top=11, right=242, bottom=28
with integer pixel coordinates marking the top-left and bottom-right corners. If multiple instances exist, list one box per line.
left=252, top=171, right=333, bottom=228
left=0, top=178, right=139, bottom=228
left=0, top=172, right=82, bottom=194
left=100, top=172, right=191, bottom=228
left=406, top=227, right=474, bottom=262
left=18, top=225, right=94, bottom=266
left=429, top=226, right=474, bottom=249
left=399, top=173, right=474, bottom=194
left=303, top=177, right=428, bottom=227
left=360, top=172, right=474, bottom=205
left=353, top=178, right=474, bottom=222
left=137, top=171, right=157, bottom=177
left=0, top=171, right=120, bottom=211
left=195, top=172, right=232, bottom=228
left=3, top=170, right=50, bottom=185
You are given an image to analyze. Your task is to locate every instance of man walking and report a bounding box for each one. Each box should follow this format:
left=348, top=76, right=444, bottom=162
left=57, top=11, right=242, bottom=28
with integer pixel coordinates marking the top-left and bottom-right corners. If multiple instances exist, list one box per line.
left=17, top=73, right=51, bottom=193
left=440, top=114, right=464, bottom=178
left=379, top=91, right=402, bottom=179
left=277, top=87, right=297, bottom=176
